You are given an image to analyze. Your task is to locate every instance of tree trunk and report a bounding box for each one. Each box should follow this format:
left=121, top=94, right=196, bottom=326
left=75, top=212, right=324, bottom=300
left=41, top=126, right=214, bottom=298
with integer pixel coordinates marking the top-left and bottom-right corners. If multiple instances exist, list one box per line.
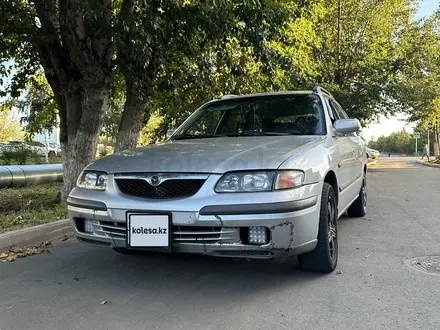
left=114, top=82, right=148, bottom=152
left=33, top=0, right=114, bottom=202
left=60, top=86, right=110, bottom=201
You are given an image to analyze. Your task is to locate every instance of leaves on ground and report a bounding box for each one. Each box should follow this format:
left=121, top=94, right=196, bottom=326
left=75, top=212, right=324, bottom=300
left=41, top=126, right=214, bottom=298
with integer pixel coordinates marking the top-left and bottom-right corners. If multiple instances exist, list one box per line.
left=0, top=241, right=54, bottom=262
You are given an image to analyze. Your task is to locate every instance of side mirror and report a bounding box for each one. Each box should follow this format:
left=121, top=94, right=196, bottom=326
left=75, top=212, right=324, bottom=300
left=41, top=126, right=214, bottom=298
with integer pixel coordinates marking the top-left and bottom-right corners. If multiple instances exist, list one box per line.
left=166, top=129, right=176, bottom=139
left=334, top=119, right=361, bottom=134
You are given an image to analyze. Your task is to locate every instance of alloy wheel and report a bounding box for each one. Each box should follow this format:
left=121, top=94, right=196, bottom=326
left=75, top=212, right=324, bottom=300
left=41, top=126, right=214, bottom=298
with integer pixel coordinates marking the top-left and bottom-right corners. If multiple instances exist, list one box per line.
left=327, top=196, right=338, bottom=263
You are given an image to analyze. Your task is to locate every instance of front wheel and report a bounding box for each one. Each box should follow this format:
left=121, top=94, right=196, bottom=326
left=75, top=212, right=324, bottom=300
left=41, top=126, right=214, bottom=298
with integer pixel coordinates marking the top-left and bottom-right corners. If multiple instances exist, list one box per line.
left=298, top=182, right=338, bottom=273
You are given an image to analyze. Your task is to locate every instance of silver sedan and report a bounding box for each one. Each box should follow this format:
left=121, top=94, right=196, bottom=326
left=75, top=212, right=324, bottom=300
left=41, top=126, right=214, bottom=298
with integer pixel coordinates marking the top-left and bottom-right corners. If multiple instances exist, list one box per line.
left=67, top=86, right=367, bottom=273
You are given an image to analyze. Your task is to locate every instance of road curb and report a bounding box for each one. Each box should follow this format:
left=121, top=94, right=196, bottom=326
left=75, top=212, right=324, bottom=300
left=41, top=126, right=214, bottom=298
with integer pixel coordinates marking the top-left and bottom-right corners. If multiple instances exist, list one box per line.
left=417, top=160, right=440, bottom=168
left=0, top=219, right=73, bottom=250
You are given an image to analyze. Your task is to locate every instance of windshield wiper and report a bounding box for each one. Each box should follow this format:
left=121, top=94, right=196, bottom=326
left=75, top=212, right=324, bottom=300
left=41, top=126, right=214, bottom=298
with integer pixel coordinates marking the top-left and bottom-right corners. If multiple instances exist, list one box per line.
left=225, top=131, right=266, bottom=137
left=226, top=131, right=304, bottom=137
left=171, top=134, right=225, bottom=140
left=263, top=131, right=304, bottom=136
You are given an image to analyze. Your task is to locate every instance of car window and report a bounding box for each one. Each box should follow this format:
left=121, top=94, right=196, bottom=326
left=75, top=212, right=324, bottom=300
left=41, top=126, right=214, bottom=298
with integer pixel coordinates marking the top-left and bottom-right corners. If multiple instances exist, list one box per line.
left=173, top=94, right=327, bottom=139
left=332, top=101, right=349, bottom=119
left=324, top=98, right=340, bottom=124
left=184, top=110, right=223, bottom=136
left=328, top=99, right=358, bottom=136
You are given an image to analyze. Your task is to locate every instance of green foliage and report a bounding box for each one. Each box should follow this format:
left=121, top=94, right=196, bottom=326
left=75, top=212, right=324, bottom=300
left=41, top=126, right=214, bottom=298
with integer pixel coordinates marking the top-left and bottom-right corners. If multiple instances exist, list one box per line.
left=15, top=72, right=59, bottom=138
left=308, top=0, right=418, bottom=121
left=370, top=130, right=420, bottom=155
left=0, top=149, right=35, bottom=165
left=15, top=148, right=32, bottom=164
left=98, top=146, right=110, bottom=158
left=0, top=150, right=14, bottom=165
left=138, top=112, right=166, bottom=146
left=1, top=0, right=440, bottom=150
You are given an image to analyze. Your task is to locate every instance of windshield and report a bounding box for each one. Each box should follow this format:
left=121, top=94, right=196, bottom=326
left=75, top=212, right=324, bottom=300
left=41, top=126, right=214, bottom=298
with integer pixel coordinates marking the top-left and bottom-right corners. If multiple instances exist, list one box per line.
left=171, top=94, right=326, bottom=140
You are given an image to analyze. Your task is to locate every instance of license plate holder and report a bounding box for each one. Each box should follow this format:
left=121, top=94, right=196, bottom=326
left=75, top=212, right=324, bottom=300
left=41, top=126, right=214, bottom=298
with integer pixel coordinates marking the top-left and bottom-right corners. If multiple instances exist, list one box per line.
left=126, top=212, right=171, bottom=251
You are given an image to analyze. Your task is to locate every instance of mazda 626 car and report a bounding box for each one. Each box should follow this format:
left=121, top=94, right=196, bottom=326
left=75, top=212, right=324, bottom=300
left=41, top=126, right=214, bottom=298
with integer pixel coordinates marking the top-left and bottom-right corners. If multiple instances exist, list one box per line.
left=67, top=86, right=367, bottom=273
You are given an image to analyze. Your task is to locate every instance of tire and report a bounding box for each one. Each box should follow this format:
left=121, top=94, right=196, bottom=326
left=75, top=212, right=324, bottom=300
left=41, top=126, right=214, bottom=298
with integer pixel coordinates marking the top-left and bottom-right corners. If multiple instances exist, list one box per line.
left=48, top=151, right=55, bottom=157
left=298, top=182, right=338, bottom=273
left=347, top=173, right=367, bottom=217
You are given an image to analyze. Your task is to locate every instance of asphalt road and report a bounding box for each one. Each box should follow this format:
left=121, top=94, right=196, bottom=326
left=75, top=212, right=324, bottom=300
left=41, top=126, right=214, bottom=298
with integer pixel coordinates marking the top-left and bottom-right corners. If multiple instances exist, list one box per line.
left=1, top=157, right=440, bottom=330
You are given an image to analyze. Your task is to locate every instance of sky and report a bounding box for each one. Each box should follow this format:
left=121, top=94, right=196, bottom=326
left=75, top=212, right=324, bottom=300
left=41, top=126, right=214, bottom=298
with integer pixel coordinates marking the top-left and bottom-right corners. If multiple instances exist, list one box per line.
left=361, top=0, right=439, bottom=141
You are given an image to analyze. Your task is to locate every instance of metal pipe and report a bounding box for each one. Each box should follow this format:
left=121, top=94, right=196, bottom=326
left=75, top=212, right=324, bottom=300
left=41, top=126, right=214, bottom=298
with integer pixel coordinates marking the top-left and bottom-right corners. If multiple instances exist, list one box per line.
left=0, top=164, right=63, bottom=189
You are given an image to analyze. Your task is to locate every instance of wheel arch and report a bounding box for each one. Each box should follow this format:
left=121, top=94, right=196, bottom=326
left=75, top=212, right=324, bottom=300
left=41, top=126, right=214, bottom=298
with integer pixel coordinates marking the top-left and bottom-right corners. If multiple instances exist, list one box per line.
left=323, top=170, right=338, bottom=206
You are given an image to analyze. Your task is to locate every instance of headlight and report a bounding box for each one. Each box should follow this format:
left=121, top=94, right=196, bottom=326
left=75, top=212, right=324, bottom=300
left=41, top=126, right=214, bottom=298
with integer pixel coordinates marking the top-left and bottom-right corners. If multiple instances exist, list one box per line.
left=215, top=170, right=304, bottom=193
left=77, top=171, right=108, bottom=190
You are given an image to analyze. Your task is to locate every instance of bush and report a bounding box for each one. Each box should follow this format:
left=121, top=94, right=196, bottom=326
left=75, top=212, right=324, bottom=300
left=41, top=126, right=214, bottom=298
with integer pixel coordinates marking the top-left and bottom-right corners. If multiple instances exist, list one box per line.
left=31, top=152, right=42, bottom=164
left=0, top=150, right=15, bottom=165
left=98, top=145, right=109, bottom=157
left=13, top=149, right=33, bottom=165
left=0, top=149, right=39, bottom=165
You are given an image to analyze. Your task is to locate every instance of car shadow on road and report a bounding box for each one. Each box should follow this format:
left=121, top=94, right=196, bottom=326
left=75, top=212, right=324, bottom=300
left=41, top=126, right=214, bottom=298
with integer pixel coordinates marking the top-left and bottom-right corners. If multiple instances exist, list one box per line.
left=0, top=242, right=336, bottom=328
left=76, top=244, right=326, bottom=278
left=38, top=242, right=329, bottom=298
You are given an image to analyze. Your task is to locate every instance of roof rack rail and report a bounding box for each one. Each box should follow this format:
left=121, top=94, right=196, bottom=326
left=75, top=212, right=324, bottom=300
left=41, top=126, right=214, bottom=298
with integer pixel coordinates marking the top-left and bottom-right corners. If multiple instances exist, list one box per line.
left=312, top=86, right=334, bottom=98
left=220, top=94, right=239, bottom=99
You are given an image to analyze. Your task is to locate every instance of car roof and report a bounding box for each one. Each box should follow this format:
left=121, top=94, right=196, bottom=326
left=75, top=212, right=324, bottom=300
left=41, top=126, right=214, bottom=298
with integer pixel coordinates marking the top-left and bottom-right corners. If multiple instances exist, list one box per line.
left=216, top=90, right=313, bottom=101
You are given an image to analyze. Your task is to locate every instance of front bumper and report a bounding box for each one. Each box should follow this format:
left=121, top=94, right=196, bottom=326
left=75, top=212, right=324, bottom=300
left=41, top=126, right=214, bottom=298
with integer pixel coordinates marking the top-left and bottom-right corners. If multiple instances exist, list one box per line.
left=67, top=181, right=323, bottom=259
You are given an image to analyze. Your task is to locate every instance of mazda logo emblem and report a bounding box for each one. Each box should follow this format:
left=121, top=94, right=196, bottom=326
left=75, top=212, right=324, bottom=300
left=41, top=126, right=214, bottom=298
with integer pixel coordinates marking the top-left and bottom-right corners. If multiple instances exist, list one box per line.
left=149, top=175, right=161, bottom=186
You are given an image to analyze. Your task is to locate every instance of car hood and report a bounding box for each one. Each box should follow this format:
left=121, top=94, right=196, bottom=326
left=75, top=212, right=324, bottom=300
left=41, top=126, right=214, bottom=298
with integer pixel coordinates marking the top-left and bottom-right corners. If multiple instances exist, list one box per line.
left=87, top=136, right=324, bottom=174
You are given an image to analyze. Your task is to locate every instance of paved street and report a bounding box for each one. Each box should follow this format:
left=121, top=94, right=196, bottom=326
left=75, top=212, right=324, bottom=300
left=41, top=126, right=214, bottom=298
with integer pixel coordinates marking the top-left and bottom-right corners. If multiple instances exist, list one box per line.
left=1, top=157, right=440, bottom=330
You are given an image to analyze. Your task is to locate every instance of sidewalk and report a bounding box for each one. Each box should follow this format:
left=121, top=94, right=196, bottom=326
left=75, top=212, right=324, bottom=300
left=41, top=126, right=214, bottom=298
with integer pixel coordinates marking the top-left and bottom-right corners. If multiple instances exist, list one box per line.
left=417, top=159, right=440, bottom=168
left=0, top=219, right=72, bottom=251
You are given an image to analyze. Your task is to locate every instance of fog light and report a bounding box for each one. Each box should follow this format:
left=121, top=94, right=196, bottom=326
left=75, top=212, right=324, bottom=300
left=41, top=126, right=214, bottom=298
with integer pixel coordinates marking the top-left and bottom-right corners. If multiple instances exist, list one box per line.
left=84, top=219, right=94, bottom=233
left=248, top=226, right=267, bottom=245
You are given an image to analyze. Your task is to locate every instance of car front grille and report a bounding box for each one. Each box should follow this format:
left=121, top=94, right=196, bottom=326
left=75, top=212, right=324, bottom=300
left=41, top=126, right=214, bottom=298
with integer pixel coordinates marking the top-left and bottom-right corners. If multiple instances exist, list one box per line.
left=114, top=174, right=207, bottom=199
left=93, top=220, right=126, bottom=239
left=92, top=221, right=240, bottom=244
left=172, top=226, right=240, bottom=243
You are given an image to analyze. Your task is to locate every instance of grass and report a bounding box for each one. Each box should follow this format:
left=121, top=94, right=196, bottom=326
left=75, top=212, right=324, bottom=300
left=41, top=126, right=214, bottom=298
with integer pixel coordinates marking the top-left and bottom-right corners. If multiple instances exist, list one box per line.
left=0, top=182, right=67, bottom=233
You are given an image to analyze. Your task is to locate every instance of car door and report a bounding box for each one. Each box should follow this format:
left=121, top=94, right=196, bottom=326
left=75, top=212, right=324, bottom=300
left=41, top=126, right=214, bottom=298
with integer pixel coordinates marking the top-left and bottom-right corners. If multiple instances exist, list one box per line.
left=332, top=101, right=364, bottom=181
left=331, top=100, right=365, bottom=204
left=324, top=98, right=360, bottom=210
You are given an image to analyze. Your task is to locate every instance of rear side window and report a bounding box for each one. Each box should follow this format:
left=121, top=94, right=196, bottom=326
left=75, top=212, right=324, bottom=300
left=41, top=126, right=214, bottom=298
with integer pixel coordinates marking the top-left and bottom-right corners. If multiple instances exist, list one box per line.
left=332, top=101, right=349, bottom=119
left=324, top=98, right=340, bottom=124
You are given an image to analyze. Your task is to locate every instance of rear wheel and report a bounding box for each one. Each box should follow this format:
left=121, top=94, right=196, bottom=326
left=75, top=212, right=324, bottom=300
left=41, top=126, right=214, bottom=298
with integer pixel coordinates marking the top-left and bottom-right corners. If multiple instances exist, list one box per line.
left=298, top=182, right=338, bottom=273
left=347, top=173, right=367, bottom=217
